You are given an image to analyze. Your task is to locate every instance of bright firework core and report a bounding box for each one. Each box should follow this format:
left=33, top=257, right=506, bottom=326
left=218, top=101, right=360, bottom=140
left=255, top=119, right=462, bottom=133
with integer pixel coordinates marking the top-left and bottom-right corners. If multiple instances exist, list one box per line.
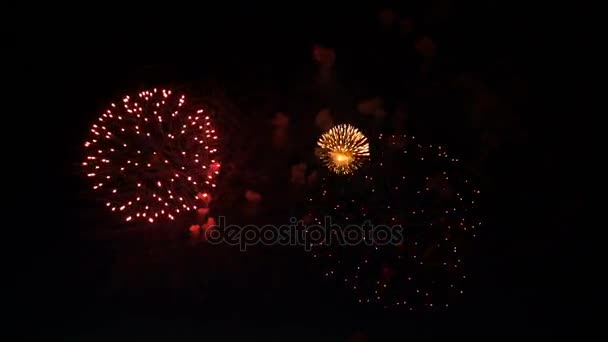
left=317, top=124, right=370, bottom=175
left=330, top=151, right=353, bottom=165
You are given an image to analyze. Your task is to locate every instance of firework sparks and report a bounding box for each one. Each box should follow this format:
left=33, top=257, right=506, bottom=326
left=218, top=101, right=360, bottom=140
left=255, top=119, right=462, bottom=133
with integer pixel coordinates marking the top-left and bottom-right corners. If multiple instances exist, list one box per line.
left=82, top=88, right=220, bottom=223
left=306, top=134, right=481, bottom=310
left=317, top=124, right=370, bottom=175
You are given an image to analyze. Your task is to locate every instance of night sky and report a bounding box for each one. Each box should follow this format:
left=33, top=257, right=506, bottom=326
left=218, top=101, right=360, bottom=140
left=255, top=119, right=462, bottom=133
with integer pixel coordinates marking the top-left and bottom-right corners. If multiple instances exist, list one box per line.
left=6, top=2, right=587, bottom=340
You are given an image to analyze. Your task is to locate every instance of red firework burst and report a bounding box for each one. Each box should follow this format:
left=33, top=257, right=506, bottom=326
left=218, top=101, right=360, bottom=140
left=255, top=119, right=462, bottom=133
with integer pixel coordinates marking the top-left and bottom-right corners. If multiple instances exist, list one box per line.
left=82, top=88, right=220, bottom=223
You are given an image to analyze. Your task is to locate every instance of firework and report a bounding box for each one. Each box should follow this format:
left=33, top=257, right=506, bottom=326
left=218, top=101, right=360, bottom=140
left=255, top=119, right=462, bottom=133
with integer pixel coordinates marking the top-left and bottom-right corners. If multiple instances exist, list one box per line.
left=305, top=134, right=481, bottom=310
left=82, top=88, right=220, bottom=223
left=316, top=124, right=370, bottom=175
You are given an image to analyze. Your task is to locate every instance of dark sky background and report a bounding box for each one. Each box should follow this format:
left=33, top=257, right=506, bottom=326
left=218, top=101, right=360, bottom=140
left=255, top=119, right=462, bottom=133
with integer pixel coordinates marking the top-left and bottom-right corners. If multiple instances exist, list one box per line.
left=5, top=1, right=588, bottom=340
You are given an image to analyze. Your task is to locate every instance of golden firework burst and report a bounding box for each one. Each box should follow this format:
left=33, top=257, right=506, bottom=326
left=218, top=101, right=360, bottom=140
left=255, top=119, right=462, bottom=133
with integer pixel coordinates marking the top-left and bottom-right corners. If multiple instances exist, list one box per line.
left=317, top=124, right=370, bottom=175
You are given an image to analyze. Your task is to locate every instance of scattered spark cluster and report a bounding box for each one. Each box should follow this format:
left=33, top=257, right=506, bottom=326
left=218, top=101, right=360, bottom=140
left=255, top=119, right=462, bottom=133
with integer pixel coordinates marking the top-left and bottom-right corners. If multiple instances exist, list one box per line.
left=82, top=88, right=220, bottom=223
left=305, top=134, right=481, bottom=310
left=317, top=124, right=370, bottom=175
